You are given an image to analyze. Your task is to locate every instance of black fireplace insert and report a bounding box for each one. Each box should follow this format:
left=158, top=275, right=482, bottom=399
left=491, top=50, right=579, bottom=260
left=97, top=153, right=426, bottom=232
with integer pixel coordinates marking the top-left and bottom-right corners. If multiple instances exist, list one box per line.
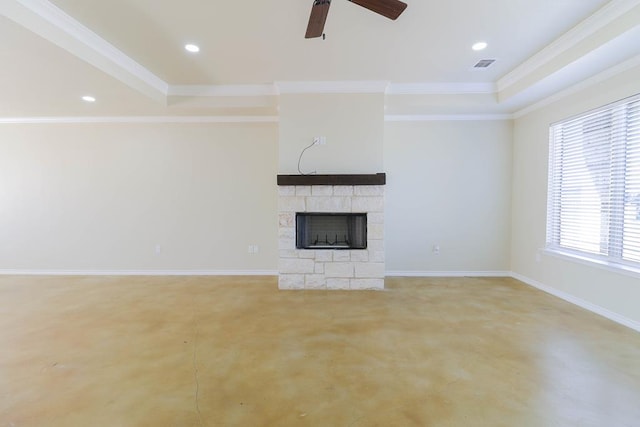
left=296, top=213, right=367, bottom=249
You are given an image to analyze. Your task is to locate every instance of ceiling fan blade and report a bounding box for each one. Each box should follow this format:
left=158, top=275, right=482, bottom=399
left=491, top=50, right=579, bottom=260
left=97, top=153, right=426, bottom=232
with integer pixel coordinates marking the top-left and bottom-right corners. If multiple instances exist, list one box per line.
left=348, top=0, right=407, bottom=20
left=305, top=0, right=332, bottom=39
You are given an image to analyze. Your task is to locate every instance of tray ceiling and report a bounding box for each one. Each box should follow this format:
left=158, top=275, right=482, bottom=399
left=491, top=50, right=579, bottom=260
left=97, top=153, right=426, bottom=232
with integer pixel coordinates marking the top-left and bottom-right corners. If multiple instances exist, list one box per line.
left=1, top=0, right=639, bottom=117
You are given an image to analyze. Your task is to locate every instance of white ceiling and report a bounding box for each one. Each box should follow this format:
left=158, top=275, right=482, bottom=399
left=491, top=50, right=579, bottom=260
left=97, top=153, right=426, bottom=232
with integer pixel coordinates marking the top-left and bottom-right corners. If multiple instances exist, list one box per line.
left=1, top=0, right=639, bottom=118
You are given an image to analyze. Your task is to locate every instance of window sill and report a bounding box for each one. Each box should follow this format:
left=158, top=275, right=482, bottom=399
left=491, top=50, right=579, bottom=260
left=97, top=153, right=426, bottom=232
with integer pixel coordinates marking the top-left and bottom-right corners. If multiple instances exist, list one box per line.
left=542, top=248, right=640, bottom=280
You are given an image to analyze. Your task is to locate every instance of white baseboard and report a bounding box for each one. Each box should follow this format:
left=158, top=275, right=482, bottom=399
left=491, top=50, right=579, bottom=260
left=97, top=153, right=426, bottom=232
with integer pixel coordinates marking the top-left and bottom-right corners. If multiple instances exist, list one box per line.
left=0, top=269, right=278, bottom=277
left=1, top=268, right=637, bottom=332
left=0, top=269, right=510, bottom=278
left=386, top=270, right=640, bottom=333
left=386, top=270, right=511, bottom=277
left=511, top=272, right=640, bottom=333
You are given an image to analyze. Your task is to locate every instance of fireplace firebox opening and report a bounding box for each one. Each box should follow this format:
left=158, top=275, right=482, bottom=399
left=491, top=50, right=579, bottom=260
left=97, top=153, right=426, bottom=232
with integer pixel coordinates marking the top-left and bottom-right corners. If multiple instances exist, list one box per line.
left=296, top=213, right=367, bottom=250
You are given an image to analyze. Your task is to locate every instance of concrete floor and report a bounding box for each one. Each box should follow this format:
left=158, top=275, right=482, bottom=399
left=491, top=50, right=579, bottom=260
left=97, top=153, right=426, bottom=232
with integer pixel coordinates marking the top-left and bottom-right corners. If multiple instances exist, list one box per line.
left=1, top=275, right=639, bottom=427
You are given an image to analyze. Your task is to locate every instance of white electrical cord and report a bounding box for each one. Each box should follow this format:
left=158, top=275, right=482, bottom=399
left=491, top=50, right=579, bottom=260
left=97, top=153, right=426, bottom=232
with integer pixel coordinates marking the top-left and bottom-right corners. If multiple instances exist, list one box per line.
left=297, top=141, right=317, bottom=175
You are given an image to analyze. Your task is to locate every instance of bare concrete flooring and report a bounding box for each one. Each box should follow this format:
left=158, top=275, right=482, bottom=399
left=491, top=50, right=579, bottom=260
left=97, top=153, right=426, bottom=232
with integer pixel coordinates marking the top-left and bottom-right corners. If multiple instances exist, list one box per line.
left=1, top=276, right=640, bottom=426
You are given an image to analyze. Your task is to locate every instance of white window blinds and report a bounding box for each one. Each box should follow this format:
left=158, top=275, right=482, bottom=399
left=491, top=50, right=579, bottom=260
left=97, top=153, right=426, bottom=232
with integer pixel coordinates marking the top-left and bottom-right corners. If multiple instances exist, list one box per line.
left=547, top=93, right=640, bottom=269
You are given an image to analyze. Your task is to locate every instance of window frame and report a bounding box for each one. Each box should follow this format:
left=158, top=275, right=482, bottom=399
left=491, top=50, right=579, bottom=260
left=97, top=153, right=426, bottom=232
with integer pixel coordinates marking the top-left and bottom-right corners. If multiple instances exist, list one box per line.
left=545, top=93, right=640, bottom=275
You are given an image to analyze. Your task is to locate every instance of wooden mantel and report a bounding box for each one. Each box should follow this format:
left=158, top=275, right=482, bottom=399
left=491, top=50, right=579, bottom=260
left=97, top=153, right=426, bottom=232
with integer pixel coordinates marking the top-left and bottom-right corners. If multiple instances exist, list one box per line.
left=277, top=173, right=386, bottom=186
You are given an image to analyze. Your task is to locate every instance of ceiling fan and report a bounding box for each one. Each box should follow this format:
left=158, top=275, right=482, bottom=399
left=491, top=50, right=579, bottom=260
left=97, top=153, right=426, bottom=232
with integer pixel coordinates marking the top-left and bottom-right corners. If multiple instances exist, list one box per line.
left=305, top=0, right=408, bottom=38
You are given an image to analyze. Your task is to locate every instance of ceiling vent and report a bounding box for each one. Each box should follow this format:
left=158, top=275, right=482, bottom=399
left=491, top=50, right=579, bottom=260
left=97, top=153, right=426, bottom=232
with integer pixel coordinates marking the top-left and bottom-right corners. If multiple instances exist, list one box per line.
left=474, top=59, right=495, bottom=68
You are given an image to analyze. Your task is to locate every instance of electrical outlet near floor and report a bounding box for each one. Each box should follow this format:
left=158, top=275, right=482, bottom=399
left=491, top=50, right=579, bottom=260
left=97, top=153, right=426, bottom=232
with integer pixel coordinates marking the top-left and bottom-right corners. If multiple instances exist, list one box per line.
left=248, top=245, right=259, bottom=254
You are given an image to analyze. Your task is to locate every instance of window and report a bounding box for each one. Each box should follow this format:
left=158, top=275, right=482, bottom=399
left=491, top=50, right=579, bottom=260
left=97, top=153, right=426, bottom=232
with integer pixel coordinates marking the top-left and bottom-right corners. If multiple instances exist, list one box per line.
left=546, top=93, right=640, bottom=271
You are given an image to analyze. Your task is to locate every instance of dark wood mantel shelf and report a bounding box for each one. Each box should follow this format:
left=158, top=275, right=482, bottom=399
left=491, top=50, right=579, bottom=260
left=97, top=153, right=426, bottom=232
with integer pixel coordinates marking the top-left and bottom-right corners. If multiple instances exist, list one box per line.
left=277, top=173, right=386, bottom=186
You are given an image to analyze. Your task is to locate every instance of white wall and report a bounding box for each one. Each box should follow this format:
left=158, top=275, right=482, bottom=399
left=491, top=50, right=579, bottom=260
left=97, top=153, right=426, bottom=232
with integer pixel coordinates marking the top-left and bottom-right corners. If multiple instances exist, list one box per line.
left=1, top=102, right=515, bottom=276
left=0, top=122, right=278, bottom=272
left=384, top=120, right=513, bottom=274
left=278, top=94, right=384, bottom=174
left=511, top=64, right=640, bottom=325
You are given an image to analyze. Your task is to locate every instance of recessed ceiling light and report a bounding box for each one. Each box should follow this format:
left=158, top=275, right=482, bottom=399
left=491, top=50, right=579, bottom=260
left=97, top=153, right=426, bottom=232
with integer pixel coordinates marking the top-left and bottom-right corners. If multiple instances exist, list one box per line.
left=185, top=44, right=200, bottom=53
left=81, top=95, right=96, bottom=102
left=472, top=41, right=488, bottom=51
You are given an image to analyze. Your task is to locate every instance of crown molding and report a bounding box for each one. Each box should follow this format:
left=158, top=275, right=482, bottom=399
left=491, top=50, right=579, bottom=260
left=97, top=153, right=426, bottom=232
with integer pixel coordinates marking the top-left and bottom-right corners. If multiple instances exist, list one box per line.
left=168, top=85, right=278, bottom=97
left=2, top=114, right=516, bottom=124
left=1, top=114, right=514, bottom=124
left=513, top=53, right=640, bottom=119
left=385, top=114, right=512, bottom=122
left=168, top=81, right=498, bottom=97
left=0, top=116, right=279, bottom=124
left=275, top=81, right=390, bottom=94
left=498, top=0, right=640, bottom=93
left=387, top=82, right=496, bottom=95
left=6, top=0, right=169, bottom=100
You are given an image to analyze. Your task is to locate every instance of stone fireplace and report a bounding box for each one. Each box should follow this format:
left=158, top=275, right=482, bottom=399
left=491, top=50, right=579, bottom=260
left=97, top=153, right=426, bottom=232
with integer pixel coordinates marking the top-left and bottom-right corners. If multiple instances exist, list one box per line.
left=277, top=174, right=385, bottom=290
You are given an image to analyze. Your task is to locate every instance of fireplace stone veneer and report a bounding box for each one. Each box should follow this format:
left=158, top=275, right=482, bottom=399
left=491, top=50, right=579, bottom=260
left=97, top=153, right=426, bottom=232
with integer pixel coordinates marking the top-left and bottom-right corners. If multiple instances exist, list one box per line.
left=277, top=183, right=385, bottom=290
